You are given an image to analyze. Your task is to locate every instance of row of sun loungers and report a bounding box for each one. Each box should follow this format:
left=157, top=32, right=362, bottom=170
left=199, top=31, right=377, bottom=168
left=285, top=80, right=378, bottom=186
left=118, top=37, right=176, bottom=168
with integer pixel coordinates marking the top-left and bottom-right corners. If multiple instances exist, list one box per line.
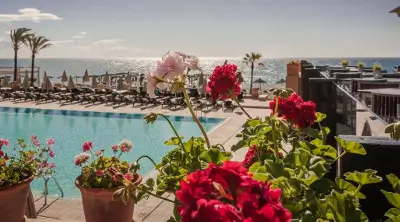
left=0, top=87, right=236, bottom=110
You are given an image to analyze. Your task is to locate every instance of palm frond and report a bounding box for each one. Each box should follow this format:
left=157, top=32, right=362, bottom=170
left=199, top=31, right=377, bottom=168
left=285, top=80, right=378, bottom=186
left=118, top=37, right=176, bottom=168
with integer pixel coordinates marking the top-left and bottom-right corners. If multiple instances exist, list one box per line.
left=9, top=28, right=32, bottom=50
left=27, top=35, right=52, bottom=55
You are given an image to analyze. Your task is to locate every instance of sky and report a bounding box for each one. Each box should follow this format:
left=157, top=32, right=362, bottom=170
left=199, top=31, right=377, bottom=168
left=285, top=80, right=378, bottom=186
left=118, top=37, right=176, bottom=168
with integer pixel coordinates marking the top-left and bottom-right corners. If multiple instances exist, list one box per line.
left=0, top=0, right=399, bottom=59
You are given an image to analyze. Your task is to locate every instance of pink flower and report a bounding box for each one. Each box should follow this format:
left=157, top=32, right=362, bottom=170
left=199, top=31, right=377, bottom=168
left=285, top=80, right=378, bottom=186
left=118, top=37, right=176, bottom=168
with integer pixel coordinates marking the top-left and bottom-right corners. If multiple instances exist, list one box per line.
left=123, top=173, right=134, bottom=181
left=48, top=162, right=56, bottom=169
left=49, top=149, right=55, bottom=158
left=46, top=138, right=55, bottom=146
left=30, top=135, right=41, bottom=147
left=0, top=150, right=4, bottom=157
left=119, top=139, right=133, bottom=152
left=39, top=161, right=49, bottom=168
left=0, top=138, right=9, bottom=147
left=112, top=144, right=119, bottom=152
left=113, top=175, right=121, bottom=183
left=74, top=153, right=91, bottom=166
left=30, top=135, right=37, bottom=142
left=146, top=52, right=199, bottom=97
left=94, top=150, right=103, bottom=156
left=96, top=170, right=104, bottom=177
left=82, top=141, right=93, bottom=152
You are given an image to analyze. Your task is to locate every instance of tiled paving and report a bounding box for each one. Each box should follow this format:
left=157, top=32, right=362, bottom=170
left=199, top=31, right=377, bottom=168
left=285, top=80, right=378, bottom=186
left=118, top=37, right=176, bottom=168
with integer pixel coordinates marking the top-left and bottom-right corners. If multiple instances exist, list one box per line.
left=0, top=98, right=387, bottom=222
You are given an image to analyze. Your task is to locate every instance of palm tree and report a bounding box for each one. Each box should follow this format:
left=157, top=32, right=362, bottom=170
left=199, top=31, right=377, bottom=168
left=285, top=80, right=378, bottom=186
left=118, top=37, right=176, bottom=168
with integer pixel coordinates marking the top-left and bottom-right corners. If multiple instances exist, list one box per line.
left=243, top=52, right=263, bottom=93
left=10, top=28, right=32, bottom=82
left=27, top=35, right=52, bottom=86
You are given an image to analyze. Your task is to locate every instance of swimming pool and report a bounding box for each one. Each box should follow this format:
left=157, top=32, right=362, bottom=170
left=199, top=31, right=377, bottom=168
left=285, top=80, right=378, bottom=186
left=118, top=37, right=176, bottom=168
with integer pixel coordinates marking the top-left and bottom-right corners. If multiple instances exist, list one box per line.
left=0, top=107, right=224, bottom=197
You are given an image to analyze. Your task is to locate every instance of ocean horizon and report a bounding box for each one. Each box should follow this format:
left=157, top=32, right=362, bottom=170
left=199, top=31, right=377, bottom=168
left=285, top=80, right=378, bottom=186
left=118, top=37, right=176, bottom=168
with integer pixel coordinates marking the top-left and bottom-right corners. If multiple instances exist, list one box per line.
left=1, top=57, right=400, bottom=89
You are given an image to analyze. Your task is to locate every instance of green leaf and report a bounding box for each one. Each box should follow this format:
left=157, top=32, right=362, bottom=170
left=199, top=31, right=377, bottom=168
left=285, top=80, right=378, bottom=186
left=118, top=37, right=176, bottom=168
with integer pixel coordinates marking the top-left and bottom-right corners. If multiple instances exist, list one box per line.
left=387, top=174, right=400, bottom=193
left=335, top=137, right=366, bottom=155
left=320, top=126, right=331, bottom=136
left=198, top=148, right=232, bottom=164
left=382, top=190, right=400, bottom=209
left=285, top=148, right=327, bottom=179
left=248, top=119, right=262, bottom=127
left=385, top=208, right=400, bottom=222
left=248, top=162, right=268, bottom=182
left=316, top=112, right=327, bottom=123
left=164, top=137, right=184, bottom=146
left=335, top=178, right=366, bottom=199
left=344, top=169, right=382, bottom=186
left=231, top=140, right=246, bottom=152
left=305, top=127, right=321, bottom=139
left=309, top=139, right=337, bottom=159
left=326, top=190, right=368, bottom=222
left=311, top=178, right=335, bottom=194
left=145, top=178, right=155, bottom=188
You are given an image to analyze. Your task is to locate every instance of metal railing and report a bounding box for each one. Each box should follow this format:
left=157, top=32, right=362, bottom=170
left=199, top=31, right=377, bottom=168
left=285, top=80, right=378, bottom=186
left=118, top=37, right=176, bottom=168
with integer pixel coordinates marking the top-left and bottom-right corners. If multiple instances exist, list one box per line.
left=42, top=176, right=64, bottom=205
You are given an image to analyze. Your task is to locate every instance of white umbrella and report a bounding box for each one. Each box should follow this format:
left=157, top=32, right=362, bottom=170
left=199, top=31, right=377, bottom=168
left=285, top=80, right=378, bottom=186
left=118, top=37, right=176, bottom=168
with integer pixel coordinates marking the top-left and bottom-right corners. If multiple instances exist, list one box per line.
left=60, top=70, right=68, bottom=86
left=143, top=80, right=147, bottom=93
left=83, top=70, right=90, bottom=83
left=198, top=73, right=204, bottom=94
left=126, top=73, right=132, bottom=90
left=68, top=75, right=75, bottom=92
left=41, top=72, right=48, bottom=89
left=103, top=72, right=110, bottom=86
left=3, top=76, right=9, bottom=87
left=117, top=76, right=123, bottom=90
left=91, top=75, right=98, bottom=89
left=45, top=76, right=53, bottom=92
left=23, top=71, right=29, bottom=91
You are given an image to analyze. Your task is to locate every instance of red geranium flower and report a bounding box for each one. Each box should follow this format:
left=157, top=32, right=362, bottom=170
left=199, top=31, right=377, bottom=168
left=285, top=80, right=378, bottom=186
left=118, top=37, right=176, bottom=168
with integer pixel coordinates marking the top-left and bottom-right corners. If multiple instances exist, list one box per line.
left=181, top=199, right=243, bottom=222
left=270, top=93, right=316, bottom=128
left=176, top=161, right=292, bottom=222
left=238, top=181, right=292, bottom=222
left=207, top=61, right=241, bottom=101
left=242, top=145, right=259, bottom=168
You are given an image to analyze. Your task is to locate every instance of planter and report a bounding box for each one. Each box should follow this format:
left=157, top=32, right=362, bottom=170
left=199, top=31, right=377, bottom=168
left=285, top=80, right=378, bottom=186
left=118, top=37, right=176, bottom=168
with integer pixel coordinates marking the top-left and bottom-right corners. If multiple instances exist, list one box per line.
left=75, top=174, right=142, bottom=222
left=373, top=71, right=383, bottom=79
left=0, top=176, right=34, bottom=222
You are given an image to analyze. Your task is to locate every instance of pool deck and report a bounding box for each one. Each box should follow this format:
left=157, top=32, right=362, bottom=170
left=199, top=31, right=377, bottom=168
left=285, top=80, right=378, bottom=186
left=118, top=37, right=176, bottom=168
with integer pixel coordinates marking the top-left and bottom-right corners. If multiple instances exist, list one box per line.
left=0, top=98, right=387, bottom=222
left=0, top=98, right=268, bottom=222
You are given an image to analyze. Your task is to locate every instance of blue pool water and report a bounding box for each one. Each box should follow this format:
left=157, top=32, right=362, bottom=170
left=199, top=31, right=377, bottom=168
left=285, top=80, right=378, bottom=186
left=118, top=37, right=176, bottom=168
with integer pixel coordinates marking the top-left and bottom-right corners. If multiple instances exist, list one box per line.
left=0, top=107, right=223, bottom=197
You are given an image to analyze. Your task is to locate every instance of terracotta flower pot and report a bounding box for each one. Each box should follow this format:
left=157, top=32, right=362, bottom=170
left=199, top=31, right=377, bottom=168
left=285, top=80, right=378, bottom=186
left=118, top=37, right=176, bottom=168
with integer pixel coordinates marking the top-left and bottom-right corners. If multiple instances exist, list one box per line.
left=0, top=176, right=34, bottom=222
left=75, top=174, right=142, bottom=222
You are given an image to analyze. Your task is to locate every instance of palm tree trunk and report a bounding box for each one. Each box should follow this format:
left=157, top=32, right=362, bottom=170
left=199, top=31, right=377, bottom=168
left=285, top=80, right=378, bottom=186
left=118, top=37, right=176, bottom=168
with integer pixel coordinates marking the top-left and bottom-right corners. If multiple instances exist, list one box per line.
left=13, top=49, right=18, bottom=82
left=30, top=54, right=35, bottom=87
left=249, top=62, right=254, bottom=93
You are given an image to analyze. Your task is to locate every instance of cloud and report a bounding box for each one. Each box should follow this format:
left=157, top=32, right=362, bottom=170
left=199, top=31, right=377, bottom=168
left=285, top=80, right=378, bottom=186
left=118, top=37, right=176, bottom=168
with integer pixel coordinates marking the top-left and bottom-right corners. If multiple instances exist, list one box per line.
left=93, top=39, right=124, bottom=45
left=110, top=46, right=129, bottom=51
left=50, top=40, right=74, bottom=45
left=71, top=31, right=87, bottom=39
left=72, top=35, right=85, bottom=39
left=0, top=8, right=62, bottom=22
left=4, top=30, right=10, bottom=35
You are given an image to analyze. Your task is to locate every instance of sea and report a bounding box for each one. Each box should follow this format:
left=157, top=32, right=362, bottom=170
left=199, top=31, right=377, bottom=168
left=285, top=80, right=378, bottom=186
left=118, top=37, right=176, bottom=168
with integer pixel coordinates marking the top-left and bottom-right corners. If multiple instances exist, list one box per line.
left=0, top=57, right=399, bottom=90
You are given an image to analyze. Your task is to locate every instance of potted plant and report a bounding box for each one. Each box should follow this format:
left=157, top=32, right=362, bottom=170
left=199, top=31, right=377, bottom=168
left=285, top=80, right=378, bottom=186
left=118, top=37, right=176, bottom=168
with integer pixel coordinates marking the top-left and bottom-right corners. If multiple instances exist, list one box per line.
left=341, top=59, right=350, bottom=69
left=133, top=54, right=386, bottom=221
left=0, top=136, right=56, bottom=222
left=74, top=140, right=142, bottom=222
left=357, top=61, right=365, bottom=72
left=287, top=60, right=301, bottom=76
left=373, top=63, right=383, bottom=79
